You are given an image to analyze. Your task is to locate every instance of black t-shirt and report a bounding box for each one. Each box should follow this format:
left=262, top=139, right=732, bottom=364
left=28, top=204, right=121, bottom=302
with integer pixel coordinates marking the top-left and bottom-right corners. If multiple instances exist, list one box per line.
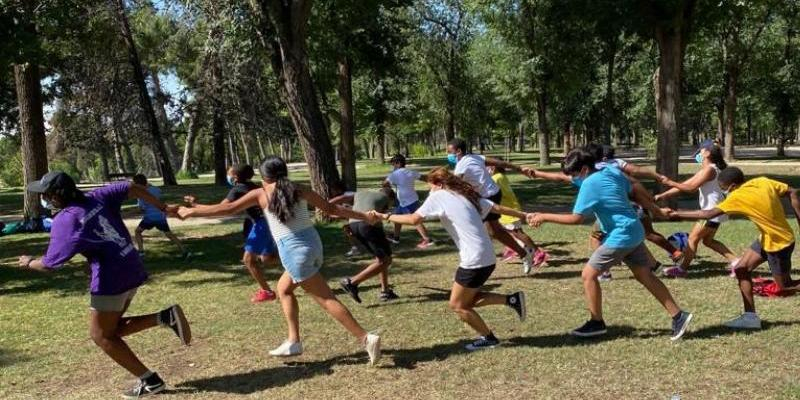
left=226, top=182, right=264, bottom=221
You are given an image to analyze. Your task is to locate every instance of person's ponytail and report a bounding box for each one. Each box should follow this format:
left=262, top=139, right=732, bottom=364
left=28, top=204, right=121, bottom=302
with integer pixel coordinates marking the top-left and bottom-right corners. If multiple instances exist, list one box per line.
left=260, top=156, right=299, bottom=223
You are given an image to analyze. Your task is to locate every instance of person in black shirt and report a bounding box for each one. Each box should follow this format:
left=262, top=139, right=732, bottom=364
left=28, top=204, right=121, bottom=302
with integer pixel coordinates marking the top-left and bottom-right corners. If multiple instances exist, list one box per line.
left=184, top=165, right=277, bottom=303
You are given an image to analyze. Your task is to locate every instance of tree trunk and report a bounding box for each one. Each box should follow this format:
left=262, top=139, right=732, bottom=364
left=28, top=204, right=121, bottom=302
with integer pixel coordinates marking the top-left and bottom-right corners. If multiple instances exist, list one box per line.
left=723, top=69, right=738, bottom=160
left=536, top=88, right=551, bottom=166
left=112, top=127, right=126, bottom=173
left=337, top=57, right=357, bottom=191
left=255, top=132, right=266, bottom=161
left=746, top=105, right=753, bottom=145
left=181, top=104, right=201, bottom=173
left=151, top=71, right=181, bottom=170
left=237, top=126, right=251, bottom=165
left=603, top=43, right=616, bottom=145
left=251, top=0, right=341, bottom=199
left=112, top=0, right=177, bottom=185
left=375, top=105, right=386, bottom=164
left=99, top=146, right=111, bottom=182
left=14, top=63, right=48, bottom=219
left=212, top=103, right=227, bottom=185
left=517, top=120, right=525, bottom=152
left=563, top=121, right=573, bottom=155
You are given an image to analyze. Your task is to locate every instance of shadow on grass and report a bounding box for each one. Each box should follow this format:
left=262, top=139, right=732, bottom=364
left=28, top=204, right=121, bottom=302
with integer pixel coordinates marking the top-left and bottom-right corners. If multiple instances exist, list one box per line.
left=0, top=347, right=31, bottom=368
left=688, top=319, right=800, bottom=340
left=363, top=284, right=503, bottom=309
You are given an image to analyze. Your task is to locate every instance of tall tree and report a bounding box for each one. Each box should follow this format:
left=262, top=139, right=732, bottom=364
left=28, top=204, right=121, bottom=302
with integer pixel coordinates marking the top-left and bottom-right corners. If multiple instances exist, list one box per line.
left=111, top=0, right=177, bottom=185
left=14, top=63, right=48, bottom=219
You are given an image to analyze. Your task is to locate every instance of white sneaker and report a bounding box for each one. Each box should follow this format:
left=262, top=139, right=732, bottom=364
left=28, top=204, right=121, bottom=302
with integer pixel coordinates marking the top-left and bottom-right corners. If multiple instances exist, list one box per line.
left=345, top=247, right=361, bottom=258
left=522, top=248, right=534, bottom=275
left=364, top=333, right=381, bottom=365
left=724, top=313, right=761, bottom=329
left=269, top=340, right=303, bottom=356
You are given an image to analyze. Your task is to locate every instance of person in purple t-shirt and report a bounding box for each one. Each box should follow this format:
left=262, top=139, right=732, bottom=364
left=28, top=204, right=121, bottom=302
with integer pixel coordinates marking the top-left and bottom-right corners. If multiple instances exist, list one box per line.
left=16, top=172, right=191, bottom=398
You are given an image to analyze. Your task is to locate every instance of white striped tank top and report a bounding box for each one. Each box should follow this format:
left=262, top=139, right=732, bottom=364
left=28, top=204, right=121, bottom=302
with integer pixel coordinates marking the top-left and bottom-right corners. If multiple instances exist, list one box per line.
left=263, top=199, right=314, bottom=240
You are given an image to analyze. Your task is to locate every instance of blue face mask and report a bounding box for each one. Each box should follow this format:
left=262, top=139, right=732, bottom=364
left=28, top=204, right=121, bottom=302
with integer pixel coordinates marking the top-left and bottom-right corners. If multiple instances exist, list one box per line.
left=447, top=153, right=458, bottom=168
left=694, top=153, right=704, bottom=164
left=226, top=176, right=235, bottom=186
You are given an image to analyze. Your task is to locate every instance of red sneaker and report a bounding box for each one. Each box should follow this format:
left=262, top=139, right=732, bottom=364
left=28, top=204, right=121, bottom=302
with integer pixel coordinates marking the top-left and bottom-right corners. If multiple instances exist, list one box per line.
left=251, top=289, right=277, bottom=303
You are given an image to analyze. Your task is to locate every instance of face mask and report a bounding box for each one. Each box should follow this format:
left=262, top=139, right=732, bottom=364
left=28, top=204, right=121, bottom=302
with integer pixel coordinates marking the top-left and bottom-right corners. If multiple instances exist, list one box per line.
left=694, top=153, right=704, bottom=164
left=226, top=176, right=235, bottom=186
left=447, top=153, right=458, bottom=167
left=40, top=197, right=54, bottom=210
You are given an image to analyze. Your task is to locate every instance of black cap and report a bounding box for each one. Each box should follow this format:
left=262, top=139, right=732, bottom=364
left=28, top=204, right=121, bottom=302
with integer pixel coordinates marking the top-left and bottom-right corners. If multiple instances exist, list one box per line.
left=26, top=172, right=77, bottom=194
left=694, top=139, right=716, bottom=156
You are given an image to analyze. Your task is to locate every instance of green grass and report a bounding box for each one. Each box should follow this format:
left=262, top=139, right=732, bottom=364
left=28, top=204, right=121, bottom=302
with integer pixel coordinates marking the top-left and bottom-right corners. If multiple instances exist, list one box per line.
left=3, top=155, right=800, bottom=399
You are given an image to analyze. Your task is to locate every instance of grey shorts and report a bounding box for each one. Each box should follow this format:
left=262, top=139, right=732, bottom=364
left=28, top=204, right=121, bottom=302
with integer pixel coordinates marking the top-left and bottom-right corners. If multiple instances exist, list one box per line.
left=588, top=243, right=655, bottom=271
left=90, top=288, right=138, bottom=312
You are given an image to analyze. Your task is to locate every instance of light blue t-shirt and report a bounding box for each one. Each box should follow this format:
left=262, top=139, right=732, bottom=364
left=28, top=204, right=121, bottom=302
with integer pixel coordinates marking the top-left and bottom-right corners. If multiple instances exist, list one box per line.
left=138, top=185, right=165, bottom=222
left=572, top=167, right=644, bottom=249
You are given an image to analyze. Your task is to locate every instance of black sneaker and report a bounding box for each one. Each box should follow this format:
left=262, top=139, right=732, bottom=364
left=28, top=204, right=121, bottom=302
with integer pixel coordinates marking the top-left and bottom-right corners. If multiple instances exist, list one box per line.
left=379, top=289, right=400, bottom=301
left=122, top=373, right=166, bottom=398
left=507, top=292, right=527, bottom=322
left=158, top=305, right=192, bottom=346
left=570, top=319, right=607, bottom=337
left=339, top=278, right=362, bottom=303
left=670, top=311, right=693, bottom=341
left=465, top=335, right=500, bottom=351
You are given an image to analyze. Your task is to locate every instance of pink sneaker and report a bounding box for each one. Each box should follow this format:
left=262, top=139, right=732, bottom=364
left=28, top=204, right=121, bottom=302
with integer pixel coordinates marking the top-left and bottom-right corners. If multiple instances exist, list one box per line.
left=251, top=289, right=277, bottom=303
left=501, top=247, right=518, bottom=262
left=729, top=258, right=741, bottom=278
left=533, top=249, right=549, bottom=267
left=416, top=239, right=435, bottom=249
left=662, top=266, right=688, bottom=278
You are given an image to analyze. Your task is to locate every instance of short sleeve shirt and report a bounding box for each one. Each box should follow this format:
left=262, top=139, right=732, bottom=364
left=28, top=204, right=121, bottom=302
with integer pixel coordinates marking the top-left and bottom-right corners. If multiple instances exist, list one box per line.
left=453, top=154, right=500, bottom=198
left=386, top=168, right=421, bottom=207
left=717, top=177, right=794, bottom=252
left=226, top=182, right=265, bottom=221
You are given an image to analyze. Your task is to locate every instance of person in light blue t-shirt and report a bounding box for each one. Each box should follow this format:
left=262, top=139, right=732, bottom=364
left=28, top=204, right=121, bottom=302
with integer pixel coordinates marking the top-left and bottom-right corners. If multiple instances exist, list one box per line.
left=133, top=175, right=187, bottom=259
left=527, top=147, right=692, bottom=341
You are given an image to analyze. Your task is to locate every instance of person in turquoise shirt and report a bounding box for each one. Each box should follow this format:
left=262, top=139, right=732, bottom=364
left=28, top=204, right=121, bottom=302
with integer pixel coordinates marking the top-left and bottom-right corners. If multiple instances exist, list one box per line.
left=528, top=147, right=692, bottom=341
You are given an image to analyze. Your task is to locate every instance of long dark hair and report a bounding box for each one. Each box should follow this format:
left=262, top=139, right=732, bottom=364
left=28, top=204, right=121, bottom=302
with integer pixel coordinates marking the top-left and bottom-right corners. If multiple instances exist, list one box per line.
left=260, top=156, right=299, bottom=223
left=426, top=167, right=481, bottom=211
left=707, top=143, right=727, bottom=170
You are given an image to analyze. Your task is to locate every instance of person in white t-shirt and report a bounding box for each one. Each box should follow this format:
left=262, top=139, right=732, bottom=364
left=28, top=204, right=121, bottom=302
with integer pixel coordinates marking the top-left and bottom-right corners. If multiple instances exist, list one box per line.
left=384, top=154, right=434, bottom=249
left=372, top=167, right=528, bottom=351
left=447, top=138, right=534, bottom=274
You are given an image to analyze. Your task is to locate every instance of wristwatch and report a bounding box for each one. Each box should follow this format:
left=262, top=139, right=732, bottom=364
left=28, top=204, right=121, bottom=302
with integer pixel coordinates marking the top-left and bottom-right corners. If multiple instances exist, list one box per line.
left=24, top=258, right=33, bottom=268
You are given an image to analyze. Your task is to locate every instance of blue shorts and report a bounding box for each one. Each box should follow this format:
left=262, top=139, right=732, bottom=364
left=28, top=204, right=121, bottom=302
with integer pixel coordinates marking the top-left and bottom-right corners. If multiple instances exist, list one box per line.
left=244, top=219, right=277, bottom=256
left=395, top=201, right=421, bottom=215
left=275, top=227, right=323, bottom=283
left=138, top=219, right=170, bottom=232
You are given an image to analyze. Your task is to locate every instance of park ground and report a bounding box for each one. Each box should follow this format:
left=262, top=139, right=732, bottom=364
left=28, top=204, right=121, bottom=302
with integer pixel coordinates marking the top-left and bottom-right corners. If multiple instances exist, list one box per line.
left=3, top=151, right=800, bottom=399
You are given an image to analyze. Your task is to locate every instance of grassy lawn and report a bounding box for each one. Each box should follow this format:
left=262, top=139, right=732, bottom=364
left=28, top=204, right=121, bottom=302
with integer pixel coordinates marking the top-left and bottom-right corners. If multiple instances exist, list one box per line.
left=2, top=154, right=800, bottom=399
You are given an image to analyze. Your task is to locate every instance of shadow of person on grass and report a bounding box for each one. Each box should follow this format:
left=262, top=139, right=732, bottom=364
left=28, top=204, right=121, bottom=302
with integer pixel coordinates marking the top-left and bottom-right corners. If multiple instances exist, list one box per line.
left=363, top=284, right=502, bottom=309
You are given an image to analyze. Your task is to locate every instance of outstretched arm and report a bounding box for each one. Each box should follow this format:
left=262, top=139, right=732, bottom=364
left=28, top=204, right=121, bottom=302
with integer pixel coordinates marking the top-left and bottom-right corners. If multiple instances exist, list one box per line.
left=528, top=212, right=584, bottom=227
left=379, top=212, right=423, bottom=226
left=655, top=187, right=682, bottom=202
left=302, top=188, right=375, bottom=223
left=16, top=256, right=50, bottom=272
left=485, top=157, right=523, bottom=173
left=328, top=193, right=355, bottom=206
left=622, top=164, right=665, bottom=182
left=491, top=204, right=529, bottom=221
left=670, top=208, right=725, bottom=221
left=662, top=167, right=715, bottom=193
left=522, top=168, right=573, bottom=184
left=179, top=189, right=262, bottom=219
left=128, top=183, right=168, bottom=211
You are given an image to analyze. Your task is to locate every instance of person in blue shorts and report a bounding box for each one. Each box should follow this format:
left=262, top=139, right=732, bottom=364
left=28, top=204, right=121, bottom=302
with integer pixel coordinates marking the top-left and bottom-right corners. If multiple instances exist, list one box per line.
left=528, top=148, right=693, bottom=341
left=384, top=154, right=435, bottom=249
left=184, top=165, right=277, bottom=303
left=132, top=175, right=187, bottom=259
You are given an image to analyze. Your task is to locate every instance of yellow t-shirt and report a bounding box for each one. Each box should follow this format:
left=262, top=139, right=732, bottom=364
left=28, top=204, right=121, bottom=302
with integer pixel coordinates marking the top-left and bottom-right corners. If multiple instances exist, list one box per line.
left=491, top=173, right=522, bottom=226
left=716, top=177, right=795, bottom=252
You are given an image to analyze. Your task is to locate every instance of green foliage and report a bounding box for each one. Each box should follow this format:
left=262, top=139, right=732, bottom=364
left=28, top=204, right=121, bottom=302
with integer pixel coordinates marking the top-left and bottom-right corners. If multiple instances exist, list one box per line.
left=0, top=138, right=23, bottom=188
left=176, top=170, right=199, bottom=180
left=48, top=159, right=80, bottom=183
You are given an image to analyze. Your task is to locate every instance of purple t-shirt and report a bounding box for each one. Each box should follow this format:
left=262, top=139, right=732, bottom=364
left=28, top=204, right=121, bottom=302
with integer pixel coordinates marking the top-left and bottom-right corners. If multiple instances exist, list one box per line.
left=42, top=182, right=148, bottom=295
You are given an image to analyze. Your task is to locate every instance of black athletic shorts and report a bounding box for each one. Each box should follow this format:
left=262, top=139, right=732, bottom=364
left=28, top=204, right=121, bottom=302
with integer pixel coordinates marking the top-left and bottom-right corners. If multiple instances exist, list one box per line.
left=349, top=221, right=392, bottom=259
left=454, top=264, right=496, bottom=288
left=751, top=240, right=794, bottom=275
left=483, top=191, right=503, bottom=222
left=703, top=220, right=721, bottom=229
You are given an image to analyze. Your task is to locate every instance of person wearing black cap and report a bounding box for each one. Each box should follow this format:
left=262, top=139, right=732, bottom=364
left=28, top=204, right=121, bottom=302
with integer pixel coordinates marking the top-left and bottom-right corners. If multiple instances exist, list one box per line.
left=17, top=172, right=191, bottom=398
left=656, top=139, right=736, bottom=278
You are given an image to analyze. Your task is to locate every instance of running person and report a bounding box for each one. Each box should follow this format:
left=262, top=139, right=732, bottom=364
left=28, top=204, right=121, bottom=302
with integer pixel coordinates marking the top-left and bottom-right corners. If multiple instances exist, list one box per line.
left=447, top=138, right=533, bottom=272
left=528, top=148, right=693, bottom=340
left=655, top=139, right=736, bottom=278
left=132, top=174, right=188, bottom=259
left=184, top=165, right=277, bottom=303
left=385, top=154, right=434, bottom=248
left=488, top=165, right=549, bottom=269
left=330, top=187, right=400, bottom=302
left=668, top=167, right=800, bottom=329
left=17, top=172, right=191, bottom=398
left=373, top=167, right=527, bottom=351
left=178, top=156, right=381, bottom=363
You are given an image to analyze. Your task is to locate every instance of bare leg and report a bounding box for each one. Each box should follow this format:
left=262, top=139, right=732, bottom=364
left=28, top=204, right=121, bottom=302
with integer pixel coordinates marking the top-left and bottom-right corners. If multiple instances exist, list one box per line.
left=90, top=310, right=151, bottom=377
left=301, top=273, right=368, bottom=341
left=351, top=256, right=392, bottom=287
left=449, top=283, right=492, bottom=336
left=164, top=231, right=186, bottom=254
left=641, top=216, right=677, bottom=254
left=276, top=272, right=301, bottom=342
left=244, top=251, right=271, bottom=291
left=486, top=220, right=526, bottom=256
left=134, top=227, right=145, bottom=252
left=416, top=224, right=431, bottom=241
left=679, top=223, right=704, bottom=269
left=630, top=266, right=681, bottom=317
left=473, top=291, right=509, bottom=307
left=581, top=265, right=604, bottom=321
left=510, top=229, right=537, bottom=250
left=734, top=249, right=765, bottom=313
left=701, top=229, right=737, bottom=262
left=393, top=223, right=402, bottom=240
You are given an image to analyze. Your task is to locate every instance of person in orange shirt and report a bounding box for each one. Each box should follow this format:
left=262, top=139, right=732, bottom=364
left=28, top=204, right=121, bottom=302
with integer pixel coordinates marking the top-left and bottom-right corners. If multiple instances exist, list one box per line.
left=669, top=167, right=800, bottom=329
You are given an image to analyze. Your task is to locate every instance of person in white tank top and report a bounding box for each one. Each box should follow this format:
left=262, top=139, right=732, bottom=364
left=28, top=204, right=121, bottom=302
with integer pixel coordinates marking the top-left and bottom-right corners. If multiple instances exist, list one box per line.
left=656, top=139, right=737, bottom=278
left=178, top=156, right=382, bottom=365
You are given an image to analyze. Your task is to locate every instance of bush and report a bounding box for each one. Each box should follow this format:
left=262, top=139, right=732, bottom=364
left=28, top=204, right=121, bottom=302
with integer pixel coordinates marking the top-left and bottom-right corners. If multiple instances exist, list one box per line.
left=409, top=143, right=430, bottom=157
left=49, top=159, right=81, bottom=183
left=0, top=150, right=23, bottom=187
left=176, top=170, right=199, bottom=180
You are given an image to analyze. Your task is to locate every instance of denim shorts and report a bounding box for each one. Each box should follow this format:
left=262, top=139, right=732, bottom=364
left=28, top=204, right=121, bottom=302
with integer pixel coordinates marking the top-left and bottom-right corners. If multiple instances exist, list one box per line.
left=244, top=219, right=277, bottom=256
left=276, top=227, right=324, bottom=283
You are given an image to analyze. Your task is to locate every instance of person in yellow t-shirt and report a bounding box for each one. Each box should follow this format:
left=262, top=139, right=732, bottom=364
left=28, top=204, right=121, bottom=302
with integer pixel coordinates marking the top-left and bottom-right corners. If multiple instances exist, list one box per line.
left=669, top=167, right=800, bottom=330
left=488, top=165, right=548, bottom=271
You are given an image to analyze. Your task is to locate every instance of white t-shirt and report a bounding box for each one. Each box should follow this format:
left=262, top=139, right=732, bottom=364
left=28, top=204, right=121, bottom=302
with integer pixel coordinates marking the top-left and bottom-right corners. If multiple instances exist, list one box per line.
left=386, top=168, right=420, bottom=207
left=595, top=158, right=628, bottom=171
left=454, top=154, right=500, bottom=198
left=416, top=190, right=496, bottom=269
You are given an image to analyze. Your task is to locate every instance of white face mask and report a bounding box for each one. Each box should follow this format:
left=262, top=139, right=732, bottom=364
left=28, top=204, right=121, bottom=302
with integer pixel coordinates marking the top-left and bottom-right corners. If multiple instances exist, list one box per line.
left=40, top=197, right=55, bottom=210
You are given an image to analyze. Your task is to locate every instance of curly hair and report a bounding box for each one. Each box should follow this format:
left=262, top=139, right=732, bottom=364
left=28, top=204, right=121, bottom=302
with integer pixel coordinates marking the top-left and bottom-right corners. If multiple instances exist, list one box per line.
left=425, top=167, right=481, bottom=211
